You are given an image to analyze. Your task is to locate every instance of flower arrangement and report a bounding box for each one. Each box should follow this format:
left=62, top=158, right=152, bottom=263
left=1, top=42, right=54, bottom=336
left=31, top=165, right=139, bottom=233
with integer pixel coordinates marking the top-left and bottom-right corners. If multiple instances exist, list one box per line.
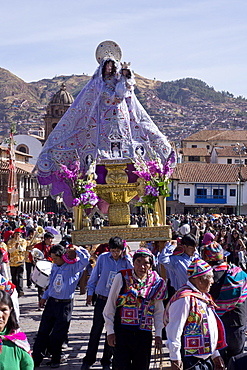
left=55, top=161, right=99, bottom=209
left=132, top=152, right=175, bottom=208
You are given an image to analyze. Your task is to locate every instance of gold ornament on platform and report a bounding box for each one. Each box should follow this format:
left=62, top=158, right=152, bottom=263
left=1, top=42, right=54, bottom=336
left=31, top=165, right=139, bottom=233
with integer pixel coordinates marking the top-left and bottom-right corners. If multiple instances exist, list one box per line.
left=155, top=195, right=166, bottom=226
left=96, top=163, right=138, bottom=226
left=82, top=209, right=91, bottom=230
left=73, top=206, right=83, bottom=231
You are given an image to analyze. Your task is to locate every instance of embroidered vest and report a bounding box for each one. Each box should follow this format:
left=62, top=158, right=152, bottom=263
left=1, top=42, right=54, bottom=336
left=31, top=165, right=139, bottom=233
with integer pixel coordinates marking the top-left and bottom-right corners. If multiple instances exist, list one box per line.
left=165, top=286, right=226, bottom=357
left=116, top=269, right=167, bottom=332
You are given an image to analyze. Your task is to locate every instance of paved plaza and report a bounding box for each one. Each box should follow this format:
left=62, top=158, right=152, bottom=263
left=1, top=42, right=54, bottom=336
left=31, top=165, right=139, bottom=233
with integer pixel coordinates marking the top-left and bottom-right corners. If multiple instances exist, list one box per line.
left=17, top=236, right=247, bottom=369
left=18, top=285, right=171, bottom=369
left=18, top=238, right=171, bottom=369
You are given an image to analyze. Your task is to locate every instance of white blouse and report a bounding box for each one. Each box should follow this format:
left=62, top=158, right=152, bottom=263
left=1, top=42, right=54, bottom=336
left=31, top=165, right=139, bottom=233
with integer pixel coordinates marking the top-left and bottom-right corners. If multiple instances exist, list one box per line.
left=165, top=281, right=220, bottom=361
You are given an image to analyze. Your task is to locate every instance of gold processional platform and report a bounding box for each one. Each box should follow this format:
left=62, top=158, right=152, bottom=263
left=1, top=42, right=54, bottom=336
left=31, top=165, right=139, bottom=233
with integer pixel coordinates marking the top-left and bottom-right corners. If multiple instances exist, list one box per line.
left=72, top=225, right=172, bottom=246
left=71, top=162, right=172, bottom=249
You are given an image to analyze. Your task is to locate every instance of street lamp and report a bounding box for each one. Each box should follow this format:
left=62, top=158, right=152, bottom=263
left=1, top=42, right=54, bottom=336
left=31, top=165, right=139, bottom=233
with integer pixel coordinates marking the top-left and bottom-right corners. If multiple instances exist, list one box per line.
left=233, top=143, right=246, bottom=216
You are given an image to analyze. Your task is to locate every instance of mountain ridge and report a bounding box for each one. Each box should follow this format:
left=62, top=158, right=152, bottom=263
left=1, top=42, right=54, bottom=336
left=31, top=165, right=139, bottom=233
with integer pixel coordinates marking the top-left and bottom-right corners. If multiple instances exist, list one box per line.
left=1, top=67, right=247, bottom=143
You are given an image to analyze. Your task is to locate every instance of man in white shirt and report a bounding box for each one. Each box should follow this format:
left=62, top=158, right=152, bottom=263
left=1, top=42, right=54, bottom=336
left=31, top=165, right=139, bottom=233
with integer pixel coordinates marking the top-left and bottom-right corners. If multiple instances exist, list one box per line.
left=81, top=237, right=133, bottom=370
left=165, top=258, right=226, bottom=370
left=178, top=220, right=190, bottom=236
left=103, top=248, right=167, bottom=370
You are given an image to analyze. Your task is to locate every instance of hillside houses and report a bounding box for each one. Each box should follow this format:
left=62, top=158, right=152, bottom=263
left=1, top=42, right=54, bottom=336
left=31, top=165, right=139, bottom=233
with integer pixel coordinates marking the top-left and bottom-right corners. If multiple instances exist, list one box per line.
left=181, top=130, right=247, bottom=150
left=177, top=147, right=210, bottom=163
left=211, top=146, right=247, bottom=165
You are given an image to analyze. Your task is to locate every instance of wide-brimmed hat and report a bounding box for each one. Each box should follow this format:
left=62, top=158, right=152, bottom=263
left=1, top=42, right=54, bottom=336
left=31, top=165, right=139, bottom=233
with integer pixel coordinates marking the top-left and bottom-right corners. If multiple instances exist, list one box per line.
left=203, top=241, right=224, bottom=262
left=187, top=258, right=212, bottom=278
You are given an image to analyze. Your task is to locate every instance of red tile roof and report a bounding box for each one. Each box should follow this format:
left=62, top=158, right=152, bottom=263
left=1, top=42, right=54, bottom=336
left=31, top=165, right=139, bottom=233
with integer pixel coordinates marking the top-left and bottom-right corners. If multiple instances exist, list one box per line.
left=181, top=148, right=210, bottom=156
left=0, top=161, right=34, bottom=174
left=171, top=163, right=247, bottom=183
left=16, top=162, right=34, bottom=173
left=215, top=146, right=247, bottom=157
left=182, top=130, right=247, bottom=142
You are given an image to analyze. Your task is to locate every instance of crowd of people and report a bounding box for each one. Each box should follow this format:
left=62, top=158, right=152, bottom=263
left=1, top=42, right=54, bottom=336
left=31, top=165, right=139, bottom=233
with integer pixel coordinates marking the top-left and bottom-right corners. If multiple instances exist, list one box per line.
left=0, top=212, right=247, bottom=369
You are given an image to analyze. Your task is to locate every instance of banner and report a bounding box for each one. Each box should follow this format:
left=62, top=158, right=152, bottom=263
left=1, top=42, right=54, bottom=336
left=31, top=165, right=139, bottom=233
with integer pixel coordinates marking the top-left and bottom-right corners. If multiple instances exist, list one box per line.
left=7, top=129, right=18, bottom=215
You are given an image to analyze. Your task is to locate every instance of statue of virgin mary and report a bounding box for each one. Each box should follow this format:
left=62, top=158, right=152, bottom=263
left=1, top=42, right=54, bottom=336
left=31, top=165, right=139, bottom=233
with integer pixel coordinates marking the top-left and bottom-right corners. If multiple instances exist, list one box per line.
left=36, top=41, right=175, bottom=207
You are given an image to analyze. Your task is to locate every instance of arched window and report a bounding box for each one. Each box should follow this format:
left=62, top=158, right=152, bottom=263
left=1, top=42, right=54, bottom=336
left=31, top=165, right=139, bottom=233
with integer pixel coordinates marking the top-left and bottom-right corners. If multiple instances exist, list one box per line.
left=16, top=144, right=29, bottom=154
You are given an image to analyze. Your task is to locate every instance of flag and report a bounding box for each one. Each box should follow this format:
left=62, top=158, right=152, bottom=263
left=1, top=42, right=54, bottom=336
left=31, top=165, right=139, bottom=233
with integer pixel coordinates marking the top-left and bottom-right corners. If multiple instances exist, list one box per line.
left=7, top=128, right=18, bottom=215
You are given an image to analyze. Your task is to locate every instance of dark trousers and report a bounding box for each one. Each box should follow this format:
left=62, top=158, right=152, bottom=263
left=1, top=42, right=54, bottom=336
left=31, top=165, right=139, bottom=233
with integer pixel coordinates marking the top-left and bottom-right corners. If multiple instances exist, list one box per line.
left=25, top=262, right=33, bottom=287
left=32, top=297, right=72, bottom=365
left=37, top=286, right=46, bottom=302
left=10, top=264, right=24, bottom=294
left=228, top=352, right=247, bottom=370
left=113, top=327, right=152, bottom=370
left=83, top=297, right=113, bottom=366
left=182, top=356, right=214, bottom=370
left=219, top=325, right=246, bottom=366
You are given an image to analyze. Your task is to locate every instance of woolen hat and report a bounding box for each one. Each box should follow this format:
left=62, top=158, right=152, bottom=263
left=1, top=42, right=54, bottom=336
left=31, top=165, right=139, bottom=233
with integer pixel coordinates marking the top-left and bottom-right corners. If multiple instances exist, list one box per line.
left=203, top=241, right=224, bottom=262
left=187, top=258, right=212, bottom=278
left=14, top=228, right=22, bottom=234
left=134, top=248, right=154, bottom=264
left=202, top=232, right=215, bottom=245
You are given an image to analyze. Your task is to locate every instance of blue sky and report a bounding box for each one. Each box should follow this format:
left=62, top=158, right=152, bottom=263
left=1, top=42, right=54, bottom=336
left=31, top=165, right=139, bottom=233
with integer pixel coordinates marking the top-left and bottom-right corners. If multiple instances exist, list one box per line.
left=1, top=0, right=247, bottom=97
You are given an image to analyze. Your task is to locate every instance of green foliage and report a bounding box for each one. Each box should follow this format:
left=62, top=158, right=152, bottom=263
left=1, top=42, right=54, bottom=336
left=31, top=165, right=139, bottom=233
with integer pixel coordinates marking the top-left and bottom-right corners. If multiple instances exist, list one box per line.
left=236, top=95, right=247, bottom=101
left=10, top=123, right=17, bottom=134
left=157, top=78, right=231, bottom=105
left=235, top=110, right=247, bottom=117
left=3, top=123, right=17, bottom=145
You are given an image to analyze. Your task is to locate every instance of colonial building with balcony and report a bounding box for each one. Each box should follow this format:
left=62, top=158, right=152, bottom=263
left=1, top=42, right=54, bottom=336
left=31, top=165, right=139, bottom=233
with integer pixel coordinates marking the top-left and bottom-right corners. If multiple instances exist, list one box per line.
left=166, top=162, right=247, bottom=215
left=0, top=84, right=75, bottom=214
left=0, top=145, right=50, bottom=214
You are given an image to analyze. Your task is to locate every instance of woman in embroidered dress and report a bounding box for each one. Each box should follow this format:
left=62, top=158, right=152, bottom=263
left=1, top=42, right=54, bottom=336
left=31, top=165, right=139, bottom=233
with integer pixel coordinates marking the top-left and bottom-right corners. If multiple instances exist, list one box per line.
left=0, top=290, right=33, bottom=370
left=164, top=258, right=226, bottom=370
left=103, top=248, right=167, bottom=370
left=36, top=41, right=175, bottom=208
left=203, top=242, right=247, bottom=367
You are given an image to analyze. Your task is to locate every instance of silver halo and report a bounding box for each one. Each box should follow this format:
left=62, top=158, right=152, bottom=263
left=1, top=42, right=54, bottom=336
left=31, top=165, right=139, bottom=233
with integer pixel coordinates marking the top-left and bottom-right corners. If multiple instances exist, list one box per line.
left=95, top=40, right=122, bottom=64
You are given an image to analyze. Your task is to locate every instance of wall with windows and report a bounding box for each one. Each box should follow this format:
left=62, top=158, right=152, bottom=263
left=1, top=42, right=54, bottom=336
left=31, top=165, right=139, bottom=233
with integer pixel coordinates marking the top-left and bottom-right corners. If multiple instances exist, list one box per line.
left=226, top=184, right=238, bottom=206
left=13, top=135, right=42, bottom=165
left=184, top=140, right=247, bottom=150
left=183, top=142, right=211, bottom=149
left=178, top=183, right=195, bottom=204
left=176, top=182, right=241, bottom=208
left=215, top=156, right=247, bottom=165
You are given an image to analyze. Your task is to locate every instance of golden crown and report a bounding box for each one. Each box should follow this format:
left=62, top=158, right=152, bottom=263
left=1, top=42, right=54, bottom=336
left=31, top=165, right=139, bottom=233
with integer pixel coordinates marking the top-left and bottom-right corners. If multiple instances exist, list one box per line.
left=121, top=61, right=131, bottom=69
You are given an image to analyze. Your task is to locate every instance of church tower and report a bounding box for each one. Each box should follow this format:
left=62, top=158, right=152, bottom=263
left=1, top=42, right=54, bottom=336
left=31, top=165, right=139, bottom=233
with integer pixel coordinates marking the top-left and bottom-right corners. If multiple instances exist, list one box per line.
left=44, top=83, right=74, bottom=141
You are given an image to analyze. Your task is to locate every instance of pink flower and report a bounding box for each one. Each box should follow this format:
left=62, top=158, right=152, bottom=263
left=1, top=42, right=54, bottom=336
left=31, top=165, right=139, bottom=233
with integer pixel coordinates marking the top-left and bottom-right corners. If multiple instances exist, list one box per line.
left=72, top=198, right=81, bottom=207
left=145, top=185, right=159, bottom=197
left=132, top=171, right=151, bottom=181
left=146, top=161, right=162, bottom=176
